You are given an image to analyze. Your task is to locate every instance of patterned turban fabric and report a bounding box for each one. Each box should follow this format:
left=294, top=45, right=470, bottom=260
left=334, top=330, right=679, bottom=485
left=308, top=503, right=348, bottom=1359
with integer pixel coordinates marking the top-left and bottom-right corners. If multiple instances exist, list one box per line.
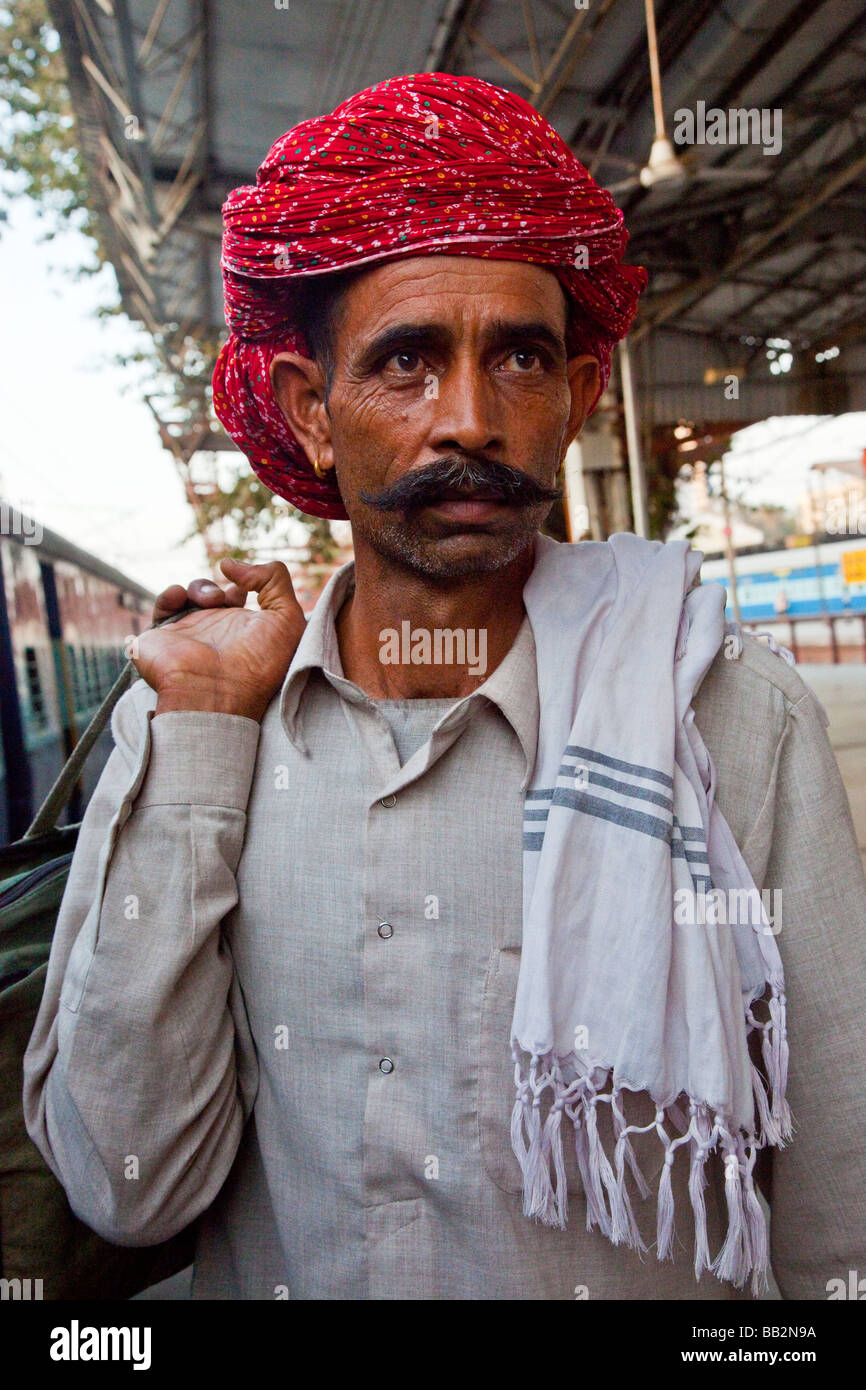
left=213, top=72, right=648, bottom=519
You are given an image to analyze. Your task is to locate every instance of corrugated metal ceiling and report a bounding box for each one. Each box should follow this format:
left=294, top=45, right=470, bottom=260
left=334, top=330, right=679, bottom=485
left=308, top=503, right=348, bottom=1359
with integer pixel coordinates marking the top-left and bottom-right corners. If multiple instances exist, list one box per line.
left=48, top=0, right=866, bottom=422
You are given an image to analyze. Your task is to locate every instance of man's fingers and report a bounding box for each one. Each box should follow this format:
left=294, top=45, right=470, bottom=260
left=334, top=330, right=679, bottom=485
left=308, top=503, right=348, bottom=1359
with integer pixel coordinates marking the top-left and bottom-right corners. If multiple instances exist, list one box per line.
left=220, top=582, right=249, bottom=607
left=150, top=563, right=288, bottom=631
left=150, top=561, right=299, bottom=635
left=216, top=560, right=254, bottom=607
left=187, top=578, right=229, bottom=608
left=151, top=583, right=188, bottom=625
left=221, top=560, right=302, bottom=619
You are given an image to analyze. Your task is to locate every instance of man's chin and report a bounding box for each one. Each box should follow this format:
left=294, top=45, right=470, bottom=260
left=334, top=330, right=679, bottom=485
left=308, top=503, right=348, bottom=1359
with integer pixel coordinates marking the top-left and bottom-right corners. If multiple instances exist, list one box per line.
left=370, top=516, right=539, bottom=580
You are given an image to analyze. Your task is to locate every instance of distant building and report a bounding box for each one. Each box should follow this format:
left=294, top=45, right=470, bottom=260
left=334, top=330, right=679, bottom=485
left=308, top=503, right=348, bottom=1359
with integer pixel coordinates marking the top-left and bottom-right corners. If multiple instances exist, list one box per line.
left=797, top=466, right=866, bottom=537
left=671, top=460, right=764, bottom=553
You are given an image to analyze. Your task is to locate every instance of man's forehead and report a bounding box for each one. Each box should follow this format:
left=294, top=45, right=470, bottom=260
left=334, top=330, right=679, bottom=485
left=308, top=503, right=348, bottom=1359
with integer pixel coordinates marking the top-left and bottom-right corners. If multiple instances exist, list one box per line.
left=338, top=254, right=569, bottom=334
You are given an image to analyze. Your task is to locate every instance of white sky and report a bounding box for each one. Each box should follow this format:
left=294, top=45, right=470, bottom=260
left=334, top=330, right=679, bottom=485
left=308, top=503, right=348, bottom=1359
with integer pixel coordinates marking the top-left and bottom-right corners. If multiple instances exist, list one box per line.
left=1, top=194, right=865, bottom=593
left=0, top=197, right=208, bottom=594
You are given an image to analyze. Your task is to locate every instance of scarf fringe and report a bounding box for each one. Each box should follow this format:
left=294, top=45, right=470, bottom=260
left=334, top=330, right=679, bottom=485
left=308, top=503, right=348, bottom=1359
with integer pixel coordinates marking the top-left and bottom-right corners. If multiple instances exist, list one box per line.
left=511, top=983, right=790, bottom=1293
left=746, top=984, right=793, bottom=1144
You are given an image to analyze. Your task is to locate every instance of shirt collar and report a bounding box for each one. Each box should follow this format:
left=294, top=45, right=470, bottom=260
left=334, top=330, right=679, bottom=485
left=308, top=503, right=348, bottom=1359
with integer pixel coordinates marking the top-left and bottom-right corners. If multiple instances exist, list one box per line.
left=279, top=555, right=539, bottom=785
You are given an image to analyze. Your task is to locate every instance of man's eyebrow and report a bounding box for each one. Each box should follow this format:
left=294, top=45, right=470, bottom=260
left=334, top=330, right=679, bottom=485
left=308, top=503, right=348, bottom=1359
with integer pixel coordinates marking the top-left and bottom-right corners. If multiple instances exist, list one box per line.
left=354, top=323, right=454, bottom=372
left=483, top=319, right=566, bottom=358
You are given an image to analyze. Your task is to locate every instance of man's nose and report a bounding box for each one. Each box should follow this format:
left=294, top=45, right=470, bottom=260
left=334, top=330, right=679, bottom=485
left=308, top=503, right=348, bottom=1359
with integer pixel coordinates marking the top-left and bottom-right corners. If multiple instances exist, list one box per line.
left=426, top=356, right=504, bottom=457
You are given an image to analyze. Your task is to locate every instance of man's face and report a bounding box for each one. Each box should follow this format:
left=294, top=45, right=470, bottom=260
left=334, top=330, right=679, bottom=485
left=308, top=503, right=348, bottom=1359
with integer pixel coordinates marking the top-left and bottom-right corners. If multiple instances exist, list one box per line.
left=279, top=255, right=598, bottom=580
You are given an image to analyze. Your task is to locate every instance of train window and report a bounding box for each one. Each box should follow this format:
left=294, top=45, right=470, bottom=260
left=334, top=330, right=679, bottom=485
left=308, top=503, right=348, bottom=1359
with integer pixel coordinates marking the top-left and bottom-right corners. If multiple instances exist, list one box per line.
left=99, top=647, right=116, bottom=696
left=86, top=647, right=100, bottom=705
left=65, top=644, right=84, bottom=711
left=24, top=646, right=48, bottom=730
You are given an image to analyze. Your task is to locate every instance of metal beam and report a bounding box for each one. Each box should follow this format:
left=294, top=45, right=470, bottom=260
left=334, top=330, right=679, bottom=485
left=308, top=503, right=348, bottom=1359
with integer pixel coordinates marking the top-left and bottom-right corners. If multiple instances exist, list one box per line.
left=197, top=0, right=215, bottom=345
left=784, top=272, right=866, bottom=335
left=520, top=0, right=542, bottom=85
left=713, top=0, right=829, bottom=114
left=712, top=5, right=866, bottom=173
left=716, top=245, right=829, bottom=330
left=463, top=24, right=539, bottom=94
left=138, top=0, right=171, bottom=62
left=530, top=0, right=620, bottom=118
left=72, top=0, right=125, bottom=97
left=811, top=309, right=866, bottom=350
left=424, top=0, right=471, bottom=72
left=633, top=142, right=866, bottom=340
left=149, top=26, right=204, bottom=156
left=81, top=52, right=134, bottom=121
left=753, top=265, right=866, bottom=338
left=113, top=0, right=160, bottom=224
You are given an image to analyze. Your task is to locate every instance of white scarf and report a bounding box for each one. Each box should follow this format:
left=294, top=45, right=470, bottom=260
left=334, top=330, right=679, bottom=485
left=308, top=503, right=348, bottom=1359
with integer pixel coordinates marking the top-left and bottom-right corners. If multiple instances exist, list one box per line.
left=515, top=532, right=791, bottom=1293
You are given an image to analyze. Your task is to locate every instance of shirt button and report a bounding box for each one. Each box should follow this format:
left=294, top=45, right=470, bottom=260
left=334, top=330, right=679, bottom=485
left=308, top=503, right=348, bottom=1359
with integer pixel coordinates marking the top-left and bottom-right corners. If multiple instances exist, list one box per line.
left=378, top=1058, right=395, bottom=1074
left=377, top=921, right=394, bottom=939
left=379, top=793, right=397, bottom=808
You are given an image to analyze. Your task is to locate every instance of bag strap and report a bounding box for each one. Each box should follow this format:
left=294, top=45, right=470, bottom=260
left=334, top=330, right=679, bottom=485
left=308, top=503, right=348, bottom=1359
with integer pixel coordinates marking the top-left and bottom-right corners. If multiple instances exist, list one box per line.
left=24, top=603, right=202, bottom=840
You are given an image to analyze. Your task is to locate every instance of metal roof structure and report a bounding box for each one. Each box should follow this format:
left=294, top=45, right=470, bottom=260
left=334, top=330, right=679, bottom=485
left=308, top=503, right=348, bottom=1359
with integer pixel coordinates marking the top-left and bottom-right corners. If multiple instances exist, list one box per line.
left=48, top=1, right=866, bottom=469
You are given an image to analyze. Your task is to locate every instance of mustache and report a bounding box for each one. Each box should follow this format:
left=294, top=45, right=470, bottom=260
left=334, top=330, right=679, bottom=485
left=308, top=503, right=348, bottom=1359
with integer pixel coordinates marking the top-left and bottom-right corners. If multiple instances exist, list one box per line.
left=359, top=454, right=562, bottom=512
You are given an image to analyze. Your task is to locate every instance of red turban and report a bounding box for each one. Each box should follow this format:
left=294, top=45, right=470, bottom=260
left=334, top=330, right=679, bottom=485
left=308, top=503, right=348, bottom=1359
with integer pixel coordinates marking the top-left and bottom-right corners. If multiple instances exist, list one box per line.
left=213, top=72, right=647, bottom=519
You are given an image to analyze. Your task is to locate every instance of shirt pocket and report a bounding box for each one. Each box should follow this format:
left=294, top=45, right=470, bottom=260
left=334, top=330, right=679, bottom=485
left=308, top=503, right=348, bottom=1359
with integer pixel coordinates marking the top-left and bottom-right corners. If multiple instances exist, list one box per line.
left=477, top=946, right=666, bottom=1201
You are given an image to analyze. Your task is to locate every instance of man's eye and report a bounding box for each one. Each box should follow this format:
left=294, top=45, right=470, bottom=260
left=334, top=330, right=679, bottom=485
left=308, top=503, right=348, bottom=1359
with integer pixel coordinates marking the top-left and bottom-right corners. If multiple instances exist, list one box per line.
left=386, top=351, right=423, bottom=372
left=503, top=350, right=542, bottom=372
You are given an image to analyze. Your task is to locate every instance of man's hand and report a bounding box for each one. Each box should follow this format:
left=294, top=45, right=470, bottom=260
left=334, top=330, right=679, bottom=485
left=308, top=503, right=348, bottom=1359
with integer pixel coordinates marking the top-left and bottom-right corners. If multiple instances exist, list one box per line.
left=135, top=559, right=306, bottom=722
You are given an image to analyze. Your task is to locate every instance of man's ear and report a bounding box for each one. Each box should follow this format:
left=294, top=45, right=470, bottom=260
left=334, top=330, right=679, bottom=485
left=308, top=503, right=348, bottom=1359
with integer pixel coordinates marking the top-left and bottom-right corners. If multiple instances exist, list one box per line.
left=269, top=353, right=335, bottom=473
left=564, top=354, right=601, bottom=447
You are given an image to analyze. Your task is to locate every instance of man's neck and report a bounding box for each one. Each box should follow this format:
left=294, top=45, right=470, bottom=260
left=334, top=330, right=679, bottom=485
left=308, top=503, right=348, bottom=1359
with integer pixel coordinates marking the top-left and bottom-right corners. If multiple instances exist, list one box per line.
left=335, top=539, right=537, bottom=698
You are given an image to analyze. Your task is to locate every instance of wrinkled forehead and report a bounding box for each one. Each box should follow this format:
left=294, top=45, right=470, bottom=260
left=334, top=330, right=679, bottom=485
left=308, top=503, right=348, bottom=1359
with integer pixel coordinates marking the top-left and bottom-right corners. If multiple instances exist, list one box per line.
left=331, top=254, right=571, bottom=337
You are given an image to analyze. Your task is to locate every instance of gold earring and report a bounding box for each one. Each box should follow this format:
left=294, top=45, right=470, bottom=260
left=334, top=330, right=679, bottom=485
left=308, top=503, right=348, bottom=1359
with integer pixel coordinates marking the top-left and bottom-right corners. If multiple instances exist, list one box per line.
left=312, top=453, right=327, bottom=479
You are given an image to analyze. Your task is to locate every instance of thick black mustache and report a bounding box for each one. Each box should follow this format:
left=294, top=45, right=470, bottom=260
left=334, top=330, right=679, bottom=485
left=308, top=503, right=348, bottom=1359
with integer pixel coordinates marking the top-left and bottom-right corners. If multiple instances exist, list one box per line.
left=359, top=455, right=562, bottom=512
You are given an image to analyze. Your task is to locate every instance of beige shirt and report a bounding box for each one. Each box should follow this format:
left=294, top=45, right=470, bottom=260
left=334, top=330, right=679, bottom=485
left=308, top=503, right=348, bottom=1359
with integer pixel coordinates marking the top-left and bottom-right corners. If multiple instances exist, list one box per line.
left=23, top=553, right=866, bottom=1299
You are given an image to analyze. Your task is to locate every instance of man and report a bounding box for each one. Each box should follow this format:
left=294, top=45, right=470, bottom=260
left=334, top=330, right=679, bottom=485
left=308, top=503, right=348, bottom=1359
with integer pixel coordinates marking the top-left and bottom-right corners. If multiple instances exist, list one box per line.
left=24, top=74, right=866, bottom=1300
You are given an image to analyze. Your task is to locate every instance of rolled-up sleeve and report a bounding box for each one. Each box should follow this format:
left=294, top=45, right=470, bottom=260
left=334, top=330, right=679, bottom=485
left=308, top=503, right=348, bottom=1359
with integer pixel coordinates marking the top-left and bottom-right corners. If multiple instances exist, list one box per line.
left=23, top=679, right=262, bottom=1246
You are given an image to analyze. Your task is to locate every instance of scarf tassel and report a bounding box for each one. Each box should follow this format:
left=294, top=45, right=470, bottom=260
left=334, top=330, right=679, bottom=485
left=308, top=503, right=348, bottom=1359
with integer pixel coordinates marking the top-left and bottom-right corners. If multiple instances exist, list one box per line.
left=743, top=1147, right=770, bottom=1297
left=749, top=988, right=793, bottom=1144
left=511, top=1058, right=773, bottom=1291
left=689, top=1145, right=711, bottom=1279
left=656, top=1153, right=676, bottom=1259
left=586, top=1099, right=639, bottom=1245
left=571, top=1105, right=609, bottom=1233
left=710, top=1132, right=752, bottom=1286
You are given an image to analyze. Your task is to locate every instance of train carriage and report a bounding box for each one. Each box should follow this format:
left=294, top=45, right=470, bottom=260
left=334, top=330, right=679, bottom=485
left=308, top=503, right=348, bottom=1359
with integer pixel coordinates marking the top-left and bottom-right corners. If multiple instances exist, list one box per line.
left=700, top=535, right=866, bottom=662
left=0, top=507, right=152, bottom=845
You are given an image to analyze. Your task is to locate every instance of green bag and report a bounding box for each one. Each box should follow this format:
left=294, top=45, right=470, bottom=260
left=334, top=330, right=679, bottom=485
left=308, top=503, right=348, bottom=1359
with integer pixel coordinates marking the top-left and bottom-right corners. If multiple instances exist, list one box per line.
left=0, top=611, right=199, bottom=1299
